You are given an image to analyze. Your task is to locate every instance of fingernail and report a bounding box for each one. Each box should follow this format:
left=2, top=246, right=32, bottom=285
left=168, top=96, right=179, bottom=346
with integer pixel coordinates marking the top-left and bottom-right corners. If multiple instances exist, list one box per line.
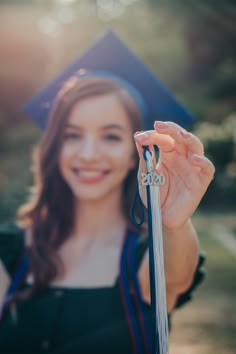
left=179, top=130, right=190, bottom=138
left=154, top=121, right=168, bottom=129
left=134, top=132, right=148, bottom=142
left=192, top=154, right=203, bottom=162
left=134, top=131, right=142, bottom=137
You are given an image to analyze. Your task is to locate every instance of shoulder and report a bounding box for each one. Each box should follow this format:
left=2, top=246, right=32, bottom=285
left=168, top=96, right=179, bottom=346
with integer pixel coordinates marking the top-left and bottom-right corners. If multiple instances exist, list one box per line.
left=0, top=223, right=26, bottom=276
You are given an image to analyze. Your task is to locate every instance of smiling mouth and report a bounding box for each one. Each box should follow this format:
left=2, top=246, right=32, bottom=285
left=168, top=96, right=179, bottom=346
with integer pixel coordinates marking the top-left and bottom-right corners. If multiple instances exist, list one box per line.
left=72, top=168, right=109, bottom=183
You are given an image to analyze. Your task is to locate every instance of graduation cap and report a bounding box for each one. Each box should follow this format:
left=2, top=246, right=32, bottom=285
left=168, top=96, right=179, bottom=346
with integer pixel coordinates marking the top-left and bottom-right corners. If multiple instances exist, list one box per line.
left=23, top=29, right=193, bottom=130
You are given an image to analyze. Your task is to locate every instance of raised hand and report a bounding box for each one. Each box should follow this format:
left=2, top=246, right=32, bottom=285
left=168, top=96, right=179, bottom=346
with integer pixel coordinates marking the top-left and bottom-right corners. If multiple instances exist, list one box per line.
left=134, top=121, right=215, bottom=230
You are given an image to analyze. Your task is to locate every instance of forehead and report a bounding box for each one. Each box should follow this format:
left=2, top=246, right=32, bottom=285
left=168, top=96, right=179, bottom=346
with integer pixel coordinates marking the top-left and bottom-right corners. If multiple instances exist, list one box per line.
left=67, top=93, right=133, bottom=130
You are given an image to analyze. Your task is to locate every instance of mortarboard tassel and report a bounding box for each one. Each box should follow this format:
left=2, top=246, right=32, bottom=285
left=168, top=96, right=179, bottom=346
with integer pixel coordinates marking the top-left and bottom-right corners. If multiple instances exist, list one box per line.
left=142, top=146, right=169, bottom=354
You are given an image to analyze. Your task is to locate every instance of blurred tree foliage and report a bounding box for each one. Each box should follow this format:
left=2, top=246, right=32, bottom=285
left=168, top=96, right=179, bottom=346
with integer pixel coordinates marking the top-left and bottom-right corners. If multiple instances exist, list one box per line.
left=149, top=0, right=236, bottom=116
left=194, top=113, right=236, bottom=208
left=146, top=0, right=236, bottom=210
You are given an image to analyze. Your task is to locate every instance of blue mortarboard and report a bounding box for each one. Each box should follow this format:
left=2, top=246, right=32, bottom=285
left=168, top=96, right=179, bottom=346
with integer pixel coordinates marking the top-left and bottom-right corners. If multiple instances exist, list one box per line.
left=23, top=29, right=193, bottom=129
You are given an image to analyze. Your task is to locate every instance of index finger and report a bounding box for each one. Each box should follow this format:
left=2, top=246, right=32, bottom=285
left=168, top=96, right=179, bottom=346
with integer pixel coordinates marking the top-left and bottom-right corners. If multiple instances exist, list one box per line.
left=134, top=130, right=175, bottom=152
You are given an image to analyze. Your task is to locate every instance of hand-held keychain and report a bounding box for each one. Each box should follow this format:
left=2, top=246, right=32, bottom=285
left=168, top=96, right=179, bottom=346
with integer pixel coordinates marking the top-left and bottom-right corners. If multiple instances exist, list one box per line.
left=142, top=146, right=169, bottom=354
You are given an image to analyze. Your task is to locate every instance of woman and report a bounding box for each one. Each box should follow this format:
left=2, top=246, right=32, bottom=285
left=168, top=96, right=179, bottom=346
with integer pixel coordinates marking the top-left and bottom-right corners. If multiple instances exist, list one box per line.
left=0, top=75, right=214, bottom=354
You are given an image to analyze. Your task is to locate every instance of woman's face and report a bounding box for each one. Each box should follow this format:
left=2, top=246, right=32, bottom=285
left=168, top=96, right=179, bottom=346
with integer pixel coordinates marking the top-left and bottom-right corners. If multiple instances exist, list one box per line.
left=58, top=93, right=137, bottom=202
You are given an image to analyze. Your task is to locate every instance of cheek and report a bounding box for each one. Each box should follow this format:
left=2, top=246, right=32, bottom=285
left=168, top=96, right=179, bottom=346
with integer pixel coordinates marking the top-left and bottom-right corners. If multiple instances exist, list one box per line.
left=123, top=142, right=137, bottom=170
left=59, top=142, right=77, bottom=160
left=58, top=144, right=74, bottom=173
left=108, top=143, right=136, bottom=171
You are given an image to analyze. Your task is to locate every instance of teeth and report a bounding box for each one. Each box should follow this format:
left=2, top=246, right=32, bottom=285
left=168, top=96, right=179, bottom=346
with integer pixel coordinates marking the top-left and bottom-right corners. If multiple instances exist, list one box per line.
left=78, top=171, right=104, bottom=178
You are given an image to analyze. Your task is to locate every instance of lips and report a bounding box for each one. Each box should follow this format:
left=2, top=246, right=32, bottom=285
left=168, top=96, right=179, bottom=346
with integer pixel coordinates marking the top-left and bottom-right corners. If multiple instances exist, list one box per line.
left=72, top=167, right=109, bottom=184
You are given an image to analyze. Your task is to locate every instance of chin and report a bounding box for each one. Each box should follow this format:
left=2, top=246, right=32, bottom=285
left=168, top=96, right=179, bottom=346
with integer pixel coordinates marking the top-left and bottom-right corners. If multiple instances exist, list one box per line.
left=71, top=183, right=122, bottom=203
left=73, top=192, right=111, bottom=203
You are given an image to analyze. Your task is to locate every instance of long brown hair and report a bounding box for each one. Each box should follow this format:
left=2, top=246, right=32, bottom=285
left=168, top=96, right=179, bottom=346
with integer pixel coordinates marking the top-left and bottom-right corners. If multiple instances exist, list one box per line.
left=17, top=76, right=145, bottom=292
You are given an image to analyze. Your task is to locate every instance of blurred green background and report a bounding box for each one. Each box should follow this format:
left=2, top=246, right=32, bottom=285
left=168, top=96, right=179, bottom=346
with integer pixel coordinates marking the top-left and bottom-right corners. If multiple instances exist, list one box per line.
left=0, top=1, right=235, bottom=353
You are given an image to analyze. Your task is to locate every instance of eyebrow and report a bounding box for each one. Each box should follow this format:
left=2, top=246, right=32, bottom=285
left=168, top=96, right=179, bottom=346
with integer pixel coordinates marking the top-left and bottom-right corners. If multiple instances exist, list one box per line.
left=65, top=123, right=126, bottom=132
left=101, top=124, right=126, bottom=132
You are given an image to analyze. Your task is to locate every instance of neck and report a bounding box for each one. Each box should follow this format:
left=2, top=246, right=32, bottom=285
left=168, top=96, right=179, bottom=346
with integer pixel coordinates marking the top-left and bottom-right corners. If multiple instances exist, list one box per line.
left=72, top=188, right=127, bottom=242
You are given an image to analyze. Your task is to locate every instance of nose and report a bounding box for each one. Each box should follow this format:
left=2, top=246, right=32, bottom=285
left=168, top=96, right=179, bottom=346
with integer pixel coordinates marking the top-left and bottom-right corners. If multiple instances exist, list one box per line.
left=78, top=136, right=100, bottom=161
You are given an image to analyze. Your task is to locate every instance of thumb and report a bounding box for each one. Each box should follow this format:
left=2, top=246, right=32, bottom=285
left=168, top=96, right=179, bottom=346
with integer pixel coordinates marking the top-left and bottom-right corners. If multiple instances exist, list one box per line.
left=134, top=132, right=156, bottom=185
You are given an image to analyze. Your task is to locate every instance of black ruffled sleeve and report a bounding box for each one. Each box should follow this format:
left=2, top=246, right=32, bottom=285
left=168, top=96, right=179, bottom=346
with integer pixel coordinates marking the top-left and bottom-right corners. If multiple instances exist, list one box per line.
left=0, top=224, right=25, bottom=277
left=174, top=252, right=206, bottom=309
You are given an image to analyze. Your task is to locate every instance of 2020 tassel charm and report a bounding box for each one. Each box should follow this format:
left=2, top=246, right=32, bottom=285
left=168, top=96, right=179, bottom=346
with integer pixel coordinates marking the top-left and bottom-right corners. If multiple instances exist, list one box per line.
left=142, top=146, right=169, bottom=354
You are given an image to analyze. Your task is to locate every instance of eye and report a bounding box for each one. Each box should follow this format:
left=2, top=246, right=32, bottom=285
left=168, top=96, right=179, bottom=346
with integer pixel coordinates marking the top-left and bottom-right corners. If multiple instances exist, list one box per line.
left=103, top=134, right=122, bottom=141
left=63, top=132, right=81, bottom=140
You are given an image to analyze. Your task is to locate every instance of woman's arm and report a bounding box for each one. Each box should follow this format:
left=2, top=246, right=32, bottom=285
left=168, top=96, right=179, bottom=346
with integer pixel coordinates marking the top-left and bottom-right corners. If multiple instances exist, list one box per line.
left=138, top=219, right=199, bottom=313
left=134, top=122, right=215, bottom=313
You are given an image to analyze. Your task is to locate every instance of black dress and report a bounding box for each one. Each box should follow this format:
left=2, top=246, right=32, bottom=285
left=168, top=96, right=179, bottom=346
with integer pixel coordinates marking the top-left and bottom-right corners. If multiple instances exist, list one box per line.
left=0, top=224, right=205, bottom=354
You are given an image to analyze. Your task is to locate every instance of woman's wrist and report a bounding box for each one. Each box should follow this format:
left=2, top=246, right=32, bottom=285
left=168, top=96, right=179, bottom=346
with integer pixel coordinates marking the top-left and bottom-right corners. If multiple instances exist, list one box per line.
left=162, top=218, right=193, bottom=237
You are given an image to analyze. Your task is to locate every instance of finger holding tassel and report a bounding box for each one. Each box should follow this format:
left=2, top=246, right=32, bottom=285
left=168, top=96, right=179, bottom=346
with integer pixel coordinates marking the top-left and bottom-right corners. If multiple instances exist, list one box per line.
left=134, top=122, right=215, bottom=230
left=133, top=131, right=168, bottom=209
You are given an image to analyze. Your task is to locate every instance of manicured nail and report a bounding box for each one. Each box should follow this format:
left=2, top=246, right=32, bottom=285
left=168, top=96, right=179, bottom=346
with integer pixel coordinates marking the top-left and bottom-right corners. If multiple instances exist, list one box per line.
left=154, top=121, right=168, bottom=129
left=134, top=132, right=149, bottom=142
left=192, top=154, right=203, bottom=162
left=179, top=130, right=190, bottom=138
left=134, top=131, right=142, bottom=137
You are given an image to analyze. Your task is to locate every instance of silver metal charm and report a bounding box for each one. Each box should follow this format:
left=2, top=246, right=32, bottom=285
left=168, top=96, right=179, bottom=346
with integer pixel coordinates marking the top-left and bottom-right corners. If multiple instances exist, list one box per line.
left=141, top=172, right=165, bottom=186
